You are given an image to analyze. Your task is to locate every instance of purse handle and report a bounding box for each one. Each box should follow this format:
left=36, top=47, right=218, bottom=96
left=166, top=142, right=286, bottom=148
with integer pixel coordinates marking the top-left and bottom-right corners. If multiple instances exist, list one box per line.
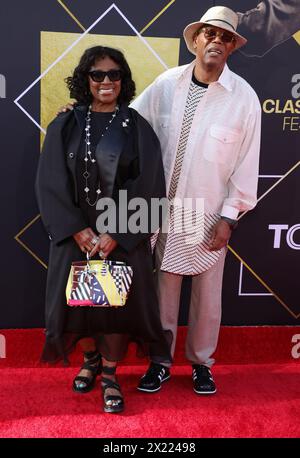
left=86, top=251, right=107, bottom=265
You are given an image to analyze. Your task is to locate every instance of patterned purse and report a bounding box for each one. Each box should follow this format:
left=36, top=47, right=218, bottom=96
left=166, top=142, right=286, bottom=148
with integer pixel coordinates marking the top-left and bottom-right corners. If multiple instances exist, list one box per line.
left=66, top=255, right=133, bottom=307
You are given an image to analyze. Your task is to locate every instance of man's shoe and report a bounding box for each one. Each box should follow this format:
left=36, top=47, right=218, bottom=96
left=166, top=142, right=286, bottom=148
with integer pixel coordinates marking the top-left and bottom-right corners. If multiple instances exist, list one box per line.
left=192, top=364, right=216, bottom=395
left=137, top=362, right=170, bottom=393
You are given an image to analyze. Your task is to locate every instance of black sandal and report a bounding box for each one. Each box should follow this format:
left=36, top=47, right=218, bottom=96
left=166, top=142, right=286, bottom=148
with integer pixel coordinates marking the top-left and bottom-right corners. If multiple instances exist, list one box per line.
left=73, top=350, right=102, bottom=394
left=101, top=365, right=124, bottom=413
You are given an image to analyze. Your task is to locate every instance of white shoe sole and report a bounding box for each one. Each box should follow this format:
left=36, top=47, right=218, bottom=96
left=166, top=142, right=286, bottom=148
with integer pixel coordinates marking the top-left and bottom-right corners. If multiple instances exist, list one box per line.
left=193, top=387, right=217, bottom=395
left=137, top=374, right=171, bottom=393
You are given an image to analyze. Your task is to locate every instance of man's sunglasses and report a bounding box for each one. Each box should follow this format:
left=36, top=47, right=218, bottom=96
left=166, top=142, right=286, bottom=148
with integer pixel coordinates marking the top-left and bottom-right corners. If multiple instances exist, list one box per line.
left=88, top=69, right=123, bottom=82
left=200, top=27, right=236, bottom=44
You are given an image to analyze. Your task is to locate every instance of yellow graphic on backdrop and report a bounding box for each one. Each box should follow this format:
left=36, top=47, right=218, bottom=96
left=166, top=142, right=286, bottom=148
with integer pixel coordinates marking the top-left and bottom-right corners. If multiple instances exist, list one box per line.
left=41, top=31, right=180, bottom=133
left=293, top=30, right=300, bottom=45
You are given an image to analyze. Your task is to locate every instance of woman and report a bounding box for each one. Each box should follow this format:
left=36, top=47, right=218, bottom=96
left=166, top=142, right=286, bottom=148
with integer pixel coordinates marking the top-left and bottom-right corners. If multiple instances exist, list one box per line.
left=36, top=46, right=170, bottom=413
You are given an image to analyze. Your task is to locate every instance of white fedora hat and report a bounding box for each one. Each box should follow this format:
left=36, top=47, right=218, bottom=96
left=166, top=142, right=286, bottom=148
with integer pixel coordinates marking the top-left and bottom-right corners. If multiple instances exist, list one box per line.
left=183, top=5, right=247, bottom=55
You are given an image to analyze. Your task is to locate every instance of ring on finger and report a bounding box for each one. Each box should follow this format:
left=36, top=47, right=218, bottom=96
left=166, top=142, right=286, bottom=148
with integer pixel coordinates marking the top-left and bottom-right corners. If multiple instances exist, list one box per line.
left=99, top=250, right=105, bottom=259
left=91, top=237, right=99, bottom=245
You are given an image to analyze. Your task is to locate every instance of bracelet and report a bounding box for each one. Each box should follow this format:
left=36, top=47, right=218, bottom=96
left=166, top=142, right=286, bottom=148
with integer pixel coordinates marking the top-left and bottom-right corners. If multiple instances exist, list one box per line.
left=220, top=216, right=238, bottom=230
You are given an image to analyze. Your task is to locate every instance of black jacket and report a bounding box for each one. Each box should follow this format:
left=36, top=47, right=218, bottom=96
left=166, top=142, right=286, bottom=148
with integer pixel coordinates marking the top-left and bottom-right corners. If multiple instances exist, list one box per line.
left=35, top=104, right=166, bottom=251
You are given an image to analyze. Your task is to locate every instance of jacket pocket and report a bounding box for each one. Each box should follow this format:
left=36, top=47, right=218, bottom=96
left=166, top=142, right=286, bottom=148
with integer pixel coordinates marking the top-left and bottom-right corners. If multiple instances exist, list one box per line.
left=204, top=124, right=241, bottom=164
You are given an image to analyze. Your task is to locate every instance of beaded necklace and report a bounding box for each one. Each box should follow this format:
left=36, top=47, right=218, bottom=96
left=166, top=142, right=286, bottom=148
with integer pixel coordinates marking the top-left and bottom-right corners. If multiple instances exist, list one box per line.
left=84, top=104, right=119, bottom=206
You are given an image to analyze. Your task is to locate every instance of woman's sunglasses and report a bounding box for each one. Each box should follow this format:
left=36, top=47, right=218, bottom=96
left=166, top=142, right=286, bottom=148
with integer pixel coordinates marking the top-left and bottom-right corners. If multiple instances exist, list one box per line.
left=88, top=69, right=123, bottom=82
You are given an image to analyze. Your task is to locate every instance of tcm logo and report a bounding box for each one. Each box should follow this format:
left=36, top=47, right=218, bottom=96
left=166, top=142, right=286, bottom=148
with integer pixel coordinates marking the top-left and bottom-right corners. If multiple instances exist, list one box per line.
left=0, top=334, right=6, bottom=358
left=291, top=334, right=300, bottom=359
left=268, top=224, right=300, bottom=250
left=0, top=74, right=6, bottom=98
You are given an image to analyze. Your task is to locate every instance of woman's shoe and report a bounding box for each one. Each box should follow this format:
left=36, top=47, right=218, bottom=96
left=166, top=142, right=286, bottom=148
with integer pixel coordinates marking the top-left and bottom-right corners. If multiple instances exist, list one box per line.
left=73, top=350, right=102, bottom=394
left=101, top=365, right=124, bottom=413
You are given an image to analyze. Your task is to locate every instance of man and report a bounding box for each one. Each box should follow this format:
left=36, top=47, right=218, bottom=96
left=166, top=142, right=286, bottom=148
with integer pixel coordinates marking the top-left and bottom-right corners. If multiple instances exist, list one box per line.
left=131, top=6, right=261, bottom=395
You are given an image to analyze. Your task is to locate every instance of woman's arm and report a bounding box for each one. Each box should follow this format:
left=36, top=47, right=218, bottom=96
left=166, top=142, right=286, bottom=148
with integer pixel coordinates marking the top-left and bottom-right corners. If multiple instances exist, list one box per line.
left=35, top=116, right=87, bottom=244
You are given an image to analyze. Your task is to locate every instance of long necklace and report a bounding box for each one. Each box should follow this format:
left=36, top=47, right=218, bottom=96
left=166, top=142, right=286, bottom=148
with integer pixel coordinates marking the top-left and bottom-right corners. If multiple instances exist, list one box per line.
left=84, top=104, right=119, bottom=206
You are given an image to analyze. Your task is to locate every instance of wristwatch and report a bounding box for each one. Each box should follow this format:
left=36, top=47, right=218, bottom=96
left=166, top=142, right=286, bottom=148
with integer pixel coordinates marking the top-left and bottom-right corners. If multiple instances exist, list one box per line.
left=220, top=216, right=238, bottom=230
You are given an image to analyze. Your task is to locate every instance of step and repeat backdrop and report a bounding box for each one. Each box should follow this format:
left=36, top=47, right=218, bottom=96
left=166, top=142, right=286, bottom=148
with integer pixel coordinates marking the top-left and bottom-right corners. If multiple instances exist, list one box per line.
left=0, top=0, right=299, bottom=328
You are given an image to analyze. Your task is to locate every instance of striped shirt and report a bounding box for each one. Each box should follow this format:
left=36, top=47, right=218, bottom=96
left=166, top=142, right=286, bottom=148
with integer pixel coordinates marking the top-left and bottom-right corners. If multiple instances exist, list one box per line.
left=159, top=76, right=222, bottom=275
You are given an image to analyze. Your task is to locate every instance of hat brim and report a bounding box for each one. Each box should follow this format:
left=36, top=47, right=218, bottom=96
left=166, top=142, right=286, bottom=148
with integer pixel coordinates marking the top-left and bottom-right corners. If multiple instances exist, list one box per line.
left=183, top=20, right=247, bottom=55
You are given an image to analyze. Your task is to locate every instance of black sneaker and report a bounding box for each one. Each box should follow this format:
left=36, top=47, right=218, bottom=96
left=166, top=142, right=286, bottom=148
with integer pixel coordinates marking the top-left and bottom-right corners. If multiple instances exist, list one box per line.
left=137, top=362, right=171, bottom=393
left=192, top=364, right=216, bottom=395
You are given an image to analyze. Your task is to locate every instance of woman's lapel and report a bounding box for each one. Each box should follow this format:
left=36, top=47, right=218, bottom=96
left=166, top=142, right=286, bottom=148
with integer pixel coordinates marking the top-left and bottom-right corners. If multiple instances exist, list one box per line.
left=70, top=105, right=88, bottom=158
left=95, top=104, right=130, bottom=198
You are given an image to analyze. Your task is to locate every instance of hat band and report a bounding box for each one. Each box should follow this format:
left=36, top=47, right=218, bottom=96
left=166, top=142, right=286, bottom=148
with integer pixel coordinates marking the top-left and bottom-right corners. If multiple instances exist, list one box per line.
left=204, top=18, right=236, bottom=31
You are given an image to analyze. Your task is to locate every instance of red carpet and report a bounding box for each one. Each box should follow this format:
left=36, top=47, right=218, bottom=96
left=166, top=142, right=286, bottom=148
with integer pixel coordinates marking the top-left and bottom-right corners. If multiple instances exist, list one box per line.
left=0, top=364, right=299, bottom=438
left=0, top=327, right=299, bottom=438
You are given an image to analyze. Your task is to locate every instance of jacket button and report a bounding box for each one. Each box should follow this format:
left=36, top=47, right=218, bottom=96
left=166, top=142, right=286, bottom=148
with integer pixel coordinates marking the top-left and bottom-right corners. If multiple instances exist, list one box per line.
left=48, top=233, right=53, bottom=241
left=69, top=152, right=74, bottom=158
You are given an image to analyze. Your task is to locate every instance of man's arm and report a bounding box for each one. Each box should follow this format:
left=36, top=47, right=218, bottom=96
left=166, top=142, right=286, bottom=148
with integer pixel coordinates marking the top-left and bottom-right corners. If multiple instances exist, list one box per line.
left=221, top=104, right=262, bottom=221
left=209, top=102, right=262, bottom=251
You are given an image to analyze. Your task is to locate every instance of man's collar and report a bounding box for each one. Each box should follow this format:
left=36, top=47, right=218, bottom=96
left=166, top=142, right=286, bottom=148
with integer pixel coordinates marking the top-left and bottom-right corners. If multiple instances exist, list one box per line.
left=182, top=61, right=233, bottom=92
left=217, top=64, right=233, bottom=92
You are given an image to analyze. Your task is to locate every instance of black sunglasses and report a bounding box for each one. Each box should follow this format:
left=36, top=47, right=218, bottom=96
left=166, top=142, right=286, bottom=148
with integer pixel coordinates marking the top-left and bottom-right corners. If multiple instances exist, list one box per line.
left=88, top=69, right=123, bottom=82
left=201, top=27, right=236, bottom=44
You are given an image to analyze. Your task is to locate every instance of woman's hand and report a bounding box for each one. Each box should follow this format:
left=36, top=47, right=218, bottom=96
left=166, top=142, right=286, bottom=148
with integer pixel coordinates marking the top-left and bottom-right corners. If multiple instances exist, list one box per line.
left=56, top=103, right=74, bottom=116
left=73, top=228, right=100, bottom=254
left=98, top=234, right=118, bottom=258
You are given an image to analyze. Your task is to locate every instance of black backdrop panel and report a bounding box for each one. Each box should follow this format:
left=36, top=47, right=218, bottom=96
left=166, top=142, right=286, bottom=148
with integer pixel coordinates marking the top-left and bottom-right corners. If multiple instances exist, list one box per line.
left=0, top=0, right=299, bottom=328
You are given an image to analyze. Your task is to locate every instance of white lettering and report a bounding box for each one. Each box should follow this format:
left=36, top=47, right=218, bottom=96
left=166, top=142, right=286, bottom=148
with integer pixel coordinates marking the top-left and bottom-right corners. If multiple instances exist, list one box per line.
left=286, top=224, right=300, bottom=250
left=128, top=198, right=148, bottom=234
left=291, top=74, right=300, bottom=99
left=0, top=334, right=6, bottom=358
left=268, top=224, right=288, bottom=248
left=96, top=197, right=116, bottom=233
left=0, top=75, right=6, bottom=98
left=118, top=190, right=128, bottom=234
left=103, top=442, right=138, bottom=455
left=291, top=334, right=300, bottom=359
left=151, top=197, right=169, bottom=234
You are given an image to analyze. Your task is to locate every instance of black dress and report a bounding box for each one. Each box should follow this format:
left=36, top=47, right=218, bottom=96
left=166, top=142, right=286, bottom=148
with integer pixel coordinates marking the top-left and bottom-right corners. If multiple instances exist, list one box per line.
left=76, top=111, right=139, bottom=234
left=37, top=106, right=171, bottom=365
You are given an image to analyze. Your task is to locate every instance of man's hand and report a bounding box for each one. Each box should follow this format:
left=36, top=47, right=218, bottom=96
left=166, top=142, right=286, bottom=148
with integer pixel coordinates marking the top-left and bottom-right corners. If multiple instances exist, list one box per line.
left=73, top=228, right=99, bottom=254
left=98, top=234, right=118, bottom=258
left=57, top=103, right=74, bottom=116
left=209, top=219, right=232, bottom=251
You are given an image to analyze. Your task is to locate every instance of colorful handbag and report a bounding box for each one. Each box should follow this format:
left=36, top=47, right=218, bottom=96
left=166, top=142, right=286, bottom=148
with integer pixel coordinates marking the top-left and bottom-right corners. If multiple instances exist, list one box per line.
left=66, top=255, right=133, bottom=307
